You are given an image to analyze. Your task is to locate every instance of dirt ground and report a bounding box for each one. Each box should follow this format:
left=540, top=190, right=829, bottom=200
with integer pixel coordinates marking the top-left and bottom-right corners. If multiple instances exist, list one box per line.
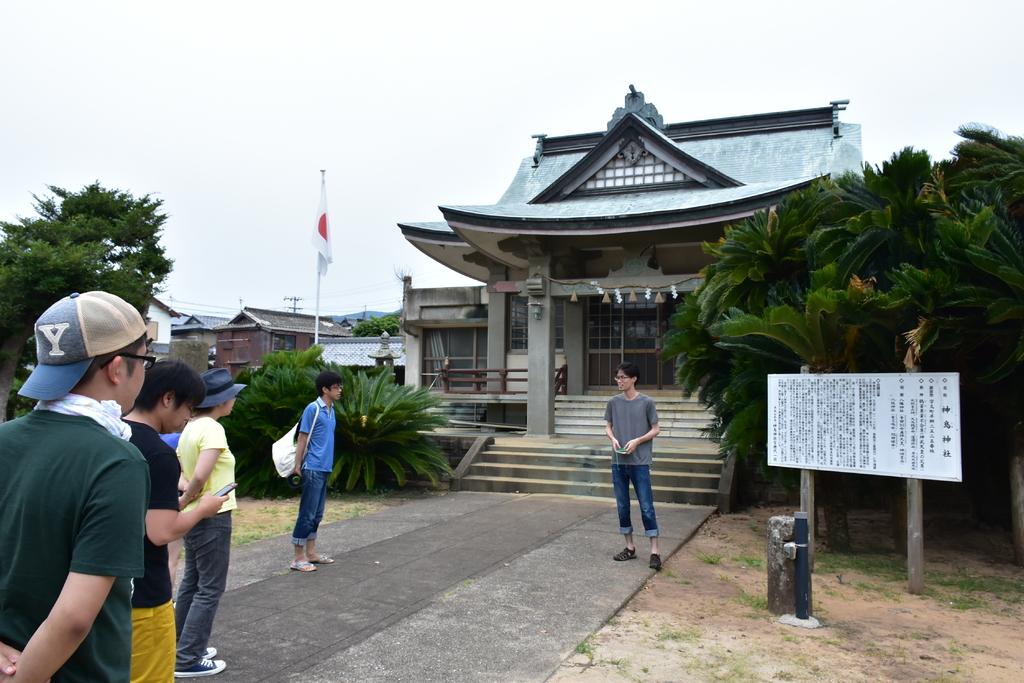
left=549, top=507, right=1024, bottom=683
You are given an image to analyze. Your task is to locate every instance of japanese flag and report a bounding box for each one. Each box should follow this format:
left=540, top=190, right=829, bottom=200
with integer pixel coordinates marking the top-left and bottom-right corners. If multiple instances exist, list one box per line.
left=313, top=176, right=333, bottom=275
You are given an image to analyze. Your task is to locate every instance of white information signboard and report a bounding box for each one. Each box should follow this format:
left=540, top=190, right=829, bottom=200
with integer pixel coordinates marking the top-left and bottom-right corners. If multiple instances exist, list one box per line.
left=768, top=373, right=961, bottom=482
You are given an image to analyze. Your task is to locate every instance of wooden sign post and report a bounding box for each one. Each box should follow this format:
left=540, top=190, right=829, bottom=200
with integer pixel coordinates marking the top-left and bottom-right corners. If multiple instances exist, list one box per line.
left=768, top=373, right=961, bottom=594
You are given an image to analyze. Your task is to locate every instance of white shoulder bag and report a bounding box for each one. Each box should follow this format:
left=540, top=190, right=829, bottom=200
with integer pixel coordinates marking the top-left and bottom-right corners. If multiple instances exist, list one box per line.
left=271, top=403, right=322, bottom=478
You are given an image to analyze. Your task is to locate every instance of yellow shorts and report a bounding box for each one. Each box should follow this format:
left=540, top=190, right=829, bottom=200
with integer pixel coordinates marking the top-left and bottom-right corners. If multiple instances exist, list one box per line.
left=131, top=600, right=176, bottom=683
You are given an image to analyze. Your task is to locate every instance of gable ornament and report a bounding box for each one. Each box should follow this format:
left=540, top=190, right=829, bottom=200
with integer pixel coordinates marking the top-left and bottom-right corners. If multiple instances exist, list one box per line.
left=607, top=84, right=665, bottom=131
left=617, top=138, right=648, bottom=166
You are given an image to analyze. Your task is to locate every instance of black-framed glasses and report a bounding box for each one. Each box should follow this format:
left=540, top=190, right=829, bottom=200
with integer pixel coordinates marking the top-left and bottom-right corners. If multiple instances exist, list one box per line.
left=102, top=352, right=157, bottom=370
left=613, top=375, right=633, bottom=381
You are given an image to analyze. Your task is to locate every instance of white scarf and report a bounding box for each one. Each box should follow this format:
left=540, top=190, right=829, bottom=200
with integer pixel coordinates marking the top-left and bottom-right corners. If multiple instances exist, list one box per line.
left=35, top=393, right=132, bottom=441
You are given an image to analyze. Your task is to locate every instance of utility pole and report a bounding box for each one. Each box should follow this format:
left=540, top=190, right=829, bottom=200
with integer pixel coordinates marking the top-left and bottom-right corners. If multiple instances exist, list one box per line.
left=283, top=296, right=303, bottom=313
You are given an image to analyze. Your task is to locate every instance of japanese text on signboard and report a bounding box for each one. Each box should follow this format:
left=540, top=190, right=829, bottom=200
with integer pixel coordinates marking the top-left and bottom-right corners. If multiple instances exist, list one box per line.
left=767, top=373, right=961, bottom=482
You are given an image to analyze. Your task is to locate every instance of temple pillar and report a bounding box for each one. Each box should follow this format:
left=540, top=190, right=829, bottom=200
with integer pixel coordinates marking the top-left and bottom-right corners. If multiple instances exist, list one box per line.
left=486, top=289, right=507, bottom=391
left=564, top=298, right=585, bottom=395
left=526, top=256, right=555, bottom=436
left=485, top=288, right=508, bottom=422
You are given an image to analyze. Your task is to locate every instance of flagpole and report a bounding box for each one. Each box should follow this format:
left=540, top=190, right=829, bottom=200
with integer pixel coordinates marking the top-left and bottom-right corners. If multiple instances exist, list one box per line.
left=315, top=253, right=321, bottom=345
left=315, top=169, right=325, bottom=346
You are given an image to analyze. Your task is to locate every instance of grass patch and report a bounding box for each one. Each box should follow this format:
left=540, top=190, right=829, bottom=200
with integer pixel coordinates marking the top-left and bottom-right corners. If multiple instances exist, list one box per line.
left=853, top=581, right=900, bottom=601
left=701, top=646, right=755, bottom=682
left=657, top=625, right=700, bottom=643
left=921, top=567, right=1022, bottom=612
left=814, top=550, right=1022, bottom=613
left=734, top=554, right=764, bottom=569
left=926, top=568, right=1024, bottom=599
left=948, top=594, right=986, bottom=611
left=231, top=495, right=387, bottom=546
left=736, top=589, right=769, bottom=611
left=816, top=551, right=905, bottom=582
left=575, top=638, right=595, bottom=660
left=696, top=551, right=724, bottom=565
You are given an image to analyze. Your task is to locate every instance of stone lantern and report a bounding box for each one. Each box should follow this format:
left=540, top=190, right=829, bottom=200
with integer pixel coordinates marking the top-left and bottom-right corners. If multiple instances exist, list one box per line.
left=367, top=331, right=402, bottom=367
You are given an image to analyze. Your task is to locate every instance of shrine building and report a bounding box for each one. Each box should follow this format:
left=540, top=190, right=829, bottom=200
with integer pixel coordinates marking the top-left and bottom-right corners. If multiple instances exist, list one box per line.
left=398, top=87, right=862, bottom=437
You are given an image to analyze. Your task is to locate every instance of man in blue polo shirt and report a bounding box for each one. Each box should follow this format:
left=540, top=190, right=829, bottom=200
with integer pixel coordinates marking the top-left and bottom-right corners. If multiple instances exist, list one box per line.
left=289, top=371, right=342, bottom=572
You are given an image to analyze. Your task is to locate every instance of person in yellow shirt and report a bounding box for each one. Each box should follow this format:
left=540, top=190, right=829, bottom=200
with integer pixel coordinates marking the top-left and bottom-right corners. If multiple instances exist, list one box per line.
left=174, top=368, right=245, bottom=678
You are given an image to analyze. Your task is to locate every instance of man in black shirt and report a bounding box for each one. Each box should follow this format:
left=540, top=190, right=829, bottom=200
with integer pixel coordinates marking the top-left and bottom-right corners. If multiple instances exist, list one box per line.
left=124, top=361, right=228, bottom=681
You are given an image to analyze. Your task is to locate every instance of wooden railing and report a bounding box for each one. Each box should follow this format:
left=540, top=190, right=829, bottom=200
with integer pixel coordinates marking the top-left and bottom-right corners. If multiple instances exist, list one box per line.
left=554, top=364, right=568, bottom=395
left=438, top=362, right=568, bottom=395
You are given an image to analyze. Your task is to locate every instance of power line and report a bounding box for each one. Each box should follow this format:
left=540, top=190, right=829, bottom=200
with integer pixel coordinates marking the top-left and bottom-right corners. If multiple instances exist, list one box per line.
left=283, top=296, right=303, bottom=313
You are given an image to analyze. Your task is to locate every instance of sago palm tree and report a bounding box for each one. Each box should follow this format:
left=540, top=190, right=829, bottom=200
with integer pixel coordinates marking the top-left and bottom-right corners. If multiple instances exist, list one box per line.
left=332, top=368, right=451, bottom=491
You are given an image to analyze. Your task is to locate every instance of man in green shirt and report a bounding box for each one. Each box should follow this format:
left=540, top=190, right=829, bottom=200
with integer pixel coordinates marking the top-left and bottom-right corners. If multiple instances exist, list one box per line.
left=0, top=291, right=152, bottom=682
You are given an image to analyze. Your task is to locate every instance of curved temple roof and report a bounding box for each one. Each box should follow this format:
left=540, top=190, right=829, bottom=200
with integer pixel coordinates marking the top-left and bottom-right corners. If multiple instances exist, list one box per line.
left=399, top=93, right=862, bottom=278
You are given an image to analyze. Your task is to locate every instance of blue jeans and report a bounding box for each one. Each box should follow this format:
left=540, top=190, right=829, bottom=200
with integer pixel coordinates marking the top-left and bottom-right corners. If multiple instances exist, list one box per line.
left=291, top=469, right=329, bottom=546
left=175, top=511, right=231, bottom=668
left=611, top=464, right=659, bottom=537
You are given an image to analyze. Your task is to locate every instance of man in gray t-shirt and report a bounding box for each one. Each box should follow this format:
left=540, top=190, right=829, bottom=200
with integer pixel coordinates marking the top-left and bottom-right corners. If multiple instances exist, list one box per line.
left=604, top=361, right=662, bottom=570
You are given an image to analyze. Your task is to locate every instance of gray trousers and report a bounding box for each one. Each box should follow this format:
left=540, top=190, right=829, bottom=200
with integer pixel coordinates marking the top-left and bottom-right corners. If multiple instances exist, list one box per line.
left=175, top=511, right=232, bottom=668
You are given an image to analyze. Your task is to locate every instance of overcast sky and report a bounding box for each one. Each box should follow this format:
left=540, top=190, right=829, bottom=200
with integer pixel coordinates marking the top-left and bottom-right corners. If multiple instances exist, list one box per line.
left=1, top=1, right=1021, bottom=319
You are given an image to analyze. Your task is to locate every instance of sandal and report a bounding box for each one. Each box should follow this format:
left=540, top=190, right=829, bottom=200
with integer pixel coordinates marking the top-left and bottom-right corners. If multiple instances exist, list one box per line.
left=613, top=547, right=637, bottom=561
left=289, top=561, right=317, bottom=572
left=309, top=555, right=335, bottom=565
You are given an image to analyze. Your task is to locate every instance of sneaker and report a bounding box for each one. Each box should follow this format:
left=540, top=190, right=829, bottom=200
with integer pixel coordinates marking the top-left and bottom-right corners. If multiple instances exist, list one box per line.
left=649, top=553, right=662, bottom=571
left=175, top=658, right=226, bottom=678
left=204, top=647, right=217, bottom=659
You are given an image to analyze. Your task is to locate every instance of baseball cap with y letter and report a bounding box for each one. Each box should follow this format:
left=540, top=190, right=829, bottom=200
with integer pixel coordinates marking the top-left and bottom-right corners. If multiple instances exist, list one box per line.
left=19, top=291, right=149, bottom=401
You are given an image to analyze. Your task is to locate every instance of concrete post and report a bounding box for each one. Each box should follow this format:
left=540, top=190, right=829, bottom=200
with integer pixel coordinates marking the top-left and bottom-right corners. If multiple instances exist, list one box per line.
left=526, top=256, right=554, bottom=436
left=563, top=298, right=585, bottom=395
left=486, top=289, right=508, bottom=422
left=169, top=340, right=210, bottom=374
left=486, top=290, right=508, bottom=392
left=403, top=330, right=422, bottom=388
left=767, top=515, right=796, bottom=615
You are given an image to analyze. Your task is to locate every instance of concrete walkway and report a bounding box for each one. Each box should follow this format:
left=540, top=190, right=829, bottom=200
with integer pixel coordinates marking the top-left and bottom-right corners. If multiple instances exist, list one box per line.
left=209, top=492, right=713, bottom=682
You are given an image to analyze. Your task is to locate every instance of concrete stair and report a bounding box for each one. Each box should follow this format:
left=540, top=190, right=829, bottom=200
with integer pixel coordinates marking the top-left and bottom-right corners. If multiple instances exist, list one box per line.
left=457, top=432, right=722, bottom=506
left=431, top=401, right=486, bottom=424
left=553, top=394, right=713, bottom=439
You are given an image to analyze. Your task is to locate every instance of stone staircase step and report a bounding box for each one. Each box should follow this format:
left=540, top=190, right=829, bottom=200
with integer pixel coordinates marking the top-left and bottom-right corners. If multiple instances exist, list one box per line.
left=553, top=416, right=710, bottom=428
left=481, top=450, right=724, bottom=472
left=488, top=437, right=720, bottom=456
left=465, top=462, right=718, bottom=489
left=554, top=409, right=712, bottom=419
left=554, top=427, right=706, bottom=439
left=458, top=474, right=718, bottom=505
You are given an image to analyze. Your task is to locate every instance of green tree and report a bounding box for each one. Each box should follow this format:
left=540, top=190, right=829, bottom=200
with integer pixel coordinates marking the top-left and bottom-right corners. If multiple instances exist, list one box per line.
left=0, top=183, right=172, bottom=419
left=938, top=129, right=1024, bottom=563
left=671, top=138, right=1024, bottom=559
left=351, top=314, right=400, bottom=337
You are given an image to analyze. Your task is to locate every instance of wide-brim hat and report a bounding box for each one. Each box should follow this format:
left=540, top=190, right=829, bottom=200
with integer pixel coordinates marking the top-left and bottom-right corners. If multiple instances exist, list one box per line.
left=197, top=367, right=246, bottom=408
left=20, top=291, right=148, bottom=401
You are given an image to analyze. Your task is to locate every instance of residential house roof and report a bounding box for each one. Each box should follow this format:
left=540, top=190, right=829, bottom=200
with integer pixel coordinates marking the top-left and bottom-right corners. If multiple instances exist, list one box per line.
left=172, top=313, right=231, bottom=333
left=320, top=336, right=406, bottom=366
left=215, top=307, right=348, bottom=337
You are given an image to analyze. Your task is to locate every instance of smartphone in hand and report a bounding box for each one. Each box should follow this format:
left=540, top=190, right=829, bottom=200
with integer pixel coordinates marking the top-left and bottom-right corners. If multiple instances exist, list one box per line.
left=213, top=482, right=238, bottom=497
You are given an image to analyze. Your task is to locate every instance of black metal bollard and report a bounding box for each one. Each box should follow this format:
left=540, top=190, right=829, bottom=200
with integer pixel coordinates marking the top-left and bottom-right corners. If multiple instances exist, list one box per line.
left=794, top=511, right=810, bottom=619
